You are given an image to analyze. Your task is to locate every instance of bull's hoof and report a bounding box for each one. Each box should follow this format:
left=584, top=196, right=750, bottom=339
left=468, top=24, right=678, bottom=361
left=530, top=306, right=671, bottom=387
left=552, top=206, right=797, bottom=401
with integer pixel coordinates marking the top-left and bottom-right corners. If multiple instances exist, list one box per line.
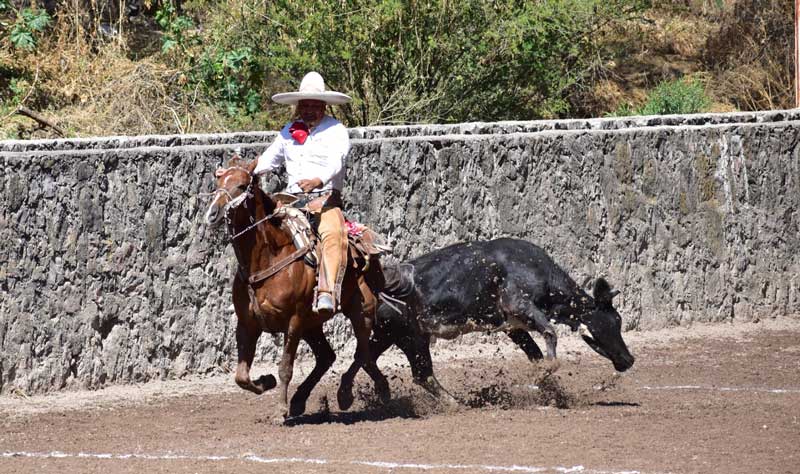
left=256, top=374, right=278, bottom=392
left=337, top=384, right=355, bottom=411
left=289, top=398, right=307, bottom=417
left=376, top=380, right=391, bottom=403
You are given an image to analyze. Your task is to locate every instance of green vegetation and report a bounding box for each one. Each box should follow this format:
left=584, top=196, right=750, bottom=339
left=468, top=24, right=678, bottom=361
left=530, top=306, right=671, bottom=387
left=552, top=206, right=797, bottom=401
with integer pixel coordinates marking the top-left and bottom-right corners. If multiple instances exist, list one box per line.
left=639, top=77, right=710, bottom=115
left=159, top=0, right=650, bottom=127
left=6, top=6, right=51, bottom=51
left=610, top=76, right=711, bottom=116
left=0, top=0, right=792, bottom=138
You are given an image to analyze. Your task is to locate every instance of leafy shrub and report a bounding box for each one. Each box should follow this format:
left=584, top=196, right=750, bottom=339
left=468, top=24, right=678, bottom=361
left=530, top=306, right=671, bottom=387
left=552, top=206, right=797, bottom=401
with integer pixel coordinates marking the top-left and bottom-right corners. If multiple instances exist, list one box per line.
left=607, top=76, right=710, bottom=116
left=172, top=0, right=650, bottom=126
left=638, top=77, right=710, bottom=115
left=155, top=1, right=195, bottom=53
left=8, top=7, right=51, bottom=51
left=190, top=47, right=263, bottom=117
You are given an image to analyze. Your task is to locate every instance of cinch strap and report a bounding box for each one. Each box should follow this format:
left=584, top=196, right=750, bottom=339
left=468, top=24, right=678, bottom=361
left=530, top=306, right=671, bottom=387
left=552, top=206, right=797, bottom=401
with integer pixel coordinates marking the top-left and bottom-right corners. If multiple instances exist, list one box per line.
left=248, top=247, right=310, bottom=284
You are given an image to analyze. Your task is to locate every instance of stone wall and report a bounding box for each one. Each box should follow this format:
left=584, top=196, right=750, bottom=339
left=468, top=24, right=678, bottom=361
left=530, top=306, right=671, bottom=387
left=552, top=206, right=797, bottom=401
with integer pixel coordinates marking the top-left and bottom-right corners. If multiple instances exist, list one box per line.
left=2, top=111, right=799, bottom=394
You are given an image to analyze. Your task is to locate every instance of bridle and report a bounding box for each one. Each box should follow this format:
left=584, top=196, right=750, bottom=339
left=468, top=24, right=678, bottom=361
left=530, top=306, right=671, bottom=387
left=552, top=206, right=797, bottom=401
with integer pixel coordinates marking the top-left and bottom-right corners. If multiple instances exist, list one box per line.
left=211, top=165, right=312, bottom=319
left=212, top=167, right=279, bottom=242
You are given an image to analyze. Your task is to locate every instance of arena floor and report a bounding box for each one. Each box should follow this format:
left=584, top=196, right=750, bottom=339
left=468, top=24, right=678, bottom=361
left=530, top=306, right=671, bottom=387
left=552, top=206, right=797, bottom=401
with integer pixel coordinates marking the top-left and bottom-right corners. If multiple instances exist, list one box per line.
left=1, top=318, right=798, bottom=474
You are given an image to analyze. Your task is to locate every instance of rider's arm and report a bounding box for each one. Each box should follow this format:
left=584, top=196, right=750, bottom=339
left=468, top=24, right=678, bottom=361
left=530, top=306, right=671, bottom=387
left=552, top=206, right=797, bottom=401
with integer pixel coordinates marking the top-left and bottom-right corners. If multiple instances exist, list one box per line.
left=254, top=133, right=286, bottom=175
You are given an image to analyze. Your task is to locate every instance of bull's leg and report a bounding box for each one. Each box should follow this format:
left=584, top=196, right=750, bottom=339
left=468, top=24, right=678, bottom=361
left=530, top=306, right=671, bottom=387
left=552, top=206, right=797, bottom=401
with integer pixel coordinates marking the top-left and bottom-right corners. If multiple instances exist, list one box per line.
left=507, top=329, right=545, bottom=361
left=399, top=334, right=451, bottom=399
left=275, top=318, right=302, bottom=422
left=533, top=318, right=558, bottom=360
left=394, top=333, right=432, bottom=390
left=511, top=300, right=558, bottom=359
left=339, top=324, right=393, bottom=407
left=234, top=320, right=277, bottom=394
left=289, top=326, right=336, bottom=417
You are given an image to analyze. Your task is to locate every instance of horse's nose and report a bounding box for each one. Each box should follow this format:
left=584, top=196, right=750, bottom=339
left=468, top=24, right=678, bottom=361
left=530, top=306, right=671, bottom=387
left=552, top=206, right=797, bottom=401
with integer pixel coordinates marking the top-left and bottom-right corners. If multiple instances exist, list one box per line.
left=205, top=204, right=221, bottom=225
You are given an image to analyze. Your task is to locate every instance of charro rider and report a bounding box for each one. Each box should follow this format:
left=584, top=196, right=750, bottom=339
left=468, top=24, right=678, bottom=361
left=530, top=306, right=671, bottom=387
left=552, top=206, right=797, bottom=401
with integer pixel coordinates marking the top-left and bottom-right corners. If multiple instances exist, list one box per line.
left=254, top=71, right=351, bottom=315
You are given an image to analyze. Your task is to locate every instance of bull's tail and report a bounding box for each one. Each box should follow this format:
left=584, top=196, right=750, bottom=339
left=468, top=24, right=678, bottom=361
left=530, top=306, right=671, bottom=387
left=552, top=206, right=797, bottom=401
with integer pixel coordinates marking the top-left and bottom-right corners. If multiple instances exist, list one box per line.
left=383, top=263, right=416, bottom=295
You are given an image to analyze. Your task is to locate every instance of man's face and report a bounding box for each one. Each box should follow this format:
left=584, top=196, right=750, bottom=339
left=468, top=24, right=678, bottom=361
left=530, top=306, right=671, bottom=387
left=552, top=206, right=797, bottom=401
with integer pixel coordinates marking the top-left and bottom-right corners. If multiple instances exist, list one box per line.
left=297, top=100, right=326, bottom=126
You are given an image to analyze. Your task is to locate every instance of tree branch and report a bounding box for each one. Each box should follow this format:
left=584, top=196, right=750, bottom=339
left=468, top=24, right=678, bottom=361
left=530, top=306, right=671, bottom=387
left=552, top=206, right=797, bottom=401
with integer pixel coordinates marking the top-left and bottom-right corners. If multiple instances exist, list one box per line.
left=16, top=106, right=66, bottom=137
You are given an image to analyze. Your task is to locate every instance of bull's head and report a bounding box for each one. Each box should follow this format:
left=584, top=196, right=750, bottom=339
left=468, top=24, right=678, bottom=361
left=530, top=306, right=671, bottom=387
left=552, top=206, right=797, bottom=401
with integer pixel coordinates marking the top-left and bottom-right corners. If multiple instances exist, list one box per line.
left=577, top=278, right=635, bottom=372
left=204, top=157, right=257, bottom=226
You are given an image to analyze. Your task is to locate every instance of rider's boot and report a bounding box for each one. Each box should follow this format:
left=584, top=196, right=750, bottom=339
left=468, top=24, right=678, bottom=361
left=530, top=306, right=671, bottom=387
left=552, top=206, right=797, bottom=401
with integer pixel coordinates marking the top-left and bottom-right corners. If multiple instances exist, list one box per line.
left=315, top=207, right=347, bottom=315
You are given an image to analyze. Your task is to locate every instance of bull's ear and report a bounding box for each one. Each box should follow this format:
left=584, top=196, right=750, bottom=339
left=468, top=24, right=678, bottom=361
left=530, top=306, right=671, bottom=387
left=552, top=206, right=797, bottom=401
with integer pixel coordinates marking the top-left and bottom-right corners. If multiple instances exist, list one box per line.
left=593, top=278, right=619, bottom=304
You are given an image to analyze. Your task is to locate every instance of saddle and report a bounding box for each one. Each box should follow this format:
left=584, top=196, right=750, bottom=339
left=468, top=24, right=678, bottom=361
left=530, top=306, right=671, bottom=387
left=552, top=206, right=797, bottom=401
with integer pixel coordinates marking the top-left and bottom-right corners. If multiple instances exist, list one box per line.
left=272, top=191, right=392, bottom=273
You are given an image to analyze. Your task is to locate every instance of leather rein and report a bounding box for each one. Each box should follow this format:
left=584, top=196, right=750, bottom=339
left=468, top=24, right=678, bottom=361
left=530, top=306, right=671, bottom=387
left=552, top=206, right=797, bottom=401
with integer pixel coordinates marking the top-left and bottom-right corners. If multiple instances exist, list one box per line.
left=215, top=168, right=309, bottom=285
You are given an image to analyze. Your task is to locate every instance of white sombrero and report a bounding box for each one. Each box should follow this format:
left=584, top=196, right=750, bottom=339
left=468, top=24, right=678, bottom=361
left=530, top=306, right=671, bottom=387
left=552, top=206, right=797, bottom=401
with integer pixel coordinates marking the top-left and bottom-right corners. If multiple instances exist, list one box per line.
left=271, top=71, right=352, bottom=105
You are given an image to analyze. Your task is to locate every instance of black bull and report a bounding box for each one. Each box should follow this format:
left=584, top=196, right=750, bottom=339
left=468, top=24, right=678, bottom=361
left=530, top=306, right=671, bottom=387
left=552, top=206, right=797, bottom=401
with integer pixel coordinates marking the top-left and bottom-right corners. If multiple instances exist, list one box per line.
left=354, top=238, right=635, bottom=397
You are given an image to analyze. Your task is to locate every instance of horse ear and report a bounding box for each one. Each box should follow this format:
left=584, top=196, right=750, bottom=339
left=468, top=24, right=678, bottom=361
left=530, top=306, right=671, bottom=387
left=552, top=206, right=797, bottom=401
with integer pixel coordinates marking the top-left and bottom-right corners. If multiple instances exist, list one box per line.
left=245, top=159, right=258, bottom=173
left=593, top=278, right=619, bottom=304
left=215, top=168, right=227, bottom=177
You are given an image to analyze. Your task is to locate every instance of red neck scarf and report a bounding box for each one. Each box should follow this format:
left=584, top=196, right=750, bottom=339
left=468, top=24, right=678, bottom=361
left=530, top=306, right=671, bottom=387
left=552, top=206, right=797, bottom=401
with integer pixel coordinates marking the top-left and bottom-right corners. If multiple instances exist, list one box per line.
left=289, top=121, right=310, bottom=144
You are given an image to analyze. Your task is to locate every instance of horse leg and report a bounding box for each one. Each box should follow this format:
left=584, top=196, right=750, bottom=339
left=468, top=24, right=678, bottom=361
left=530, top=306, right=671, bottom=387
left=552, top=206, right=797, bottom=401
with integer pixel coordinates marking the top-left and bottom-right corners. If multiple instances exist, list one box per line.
left=507, top=329, right=545, bottom=361
left=338, top=309, right=390, bottom=411
left=234, top=321, right=277, bottom=394
left=274, top=318, right=302, bottom=422
left=289, top=326, right=336, bottom=417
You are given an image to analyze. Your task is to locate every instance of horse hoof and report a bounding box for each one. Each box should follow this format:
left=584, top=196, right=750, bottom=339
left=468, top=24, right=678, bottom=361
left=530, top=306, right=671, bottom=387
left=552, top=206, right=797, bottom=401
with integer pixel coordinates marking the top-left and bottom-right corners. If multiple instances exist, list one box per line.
left=272, top=415, right=287, bottom=425
left=256, top=374, right=277, bottom=392
left=269, top=408, right=288, bottom=425
left=337, top=385, right=355, bottom=411
left=540, top=359, right=561, bottom=374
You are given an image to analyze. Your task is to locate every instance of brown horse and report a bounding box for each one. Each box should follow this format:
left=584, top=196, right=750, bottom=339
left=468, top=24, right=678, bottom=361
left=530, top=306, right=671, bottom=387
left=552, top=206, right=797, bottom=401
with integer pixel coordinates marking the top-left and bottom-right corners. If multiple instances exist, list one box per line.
left=204, top=156, right=389, bottom=422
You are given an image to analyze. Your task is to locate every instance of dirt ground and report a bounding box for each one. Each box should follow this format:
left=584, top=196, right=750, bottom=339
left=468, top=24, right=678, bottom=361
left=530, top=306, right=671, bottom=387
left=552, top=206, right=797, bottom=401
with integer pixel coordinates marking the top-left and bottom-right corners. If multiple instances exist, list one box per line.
left=1, top=318, right=799, bottom=474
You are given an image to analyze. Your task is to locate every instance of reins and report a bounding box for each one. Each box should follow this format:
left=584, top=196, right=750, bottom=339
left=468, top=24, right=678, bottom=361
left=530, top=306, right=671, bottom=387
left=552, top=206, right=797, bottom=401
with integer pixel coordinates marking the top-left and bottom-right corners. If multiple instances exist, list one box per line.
left=227, top=210, right=279, bottom=241
left=213, top=168, right=311, bottom=289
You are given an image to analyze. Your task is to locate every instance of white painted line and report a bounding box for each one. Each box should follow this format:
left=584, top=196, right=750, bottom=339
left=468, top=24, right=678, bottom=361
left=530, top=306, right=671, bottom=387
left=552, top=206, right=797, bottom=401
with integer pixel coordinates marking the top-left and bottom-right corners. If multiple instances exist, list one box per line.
left=519, top=383, right=800, bottom=395
left=245, top=455, right=328, bottom=465
left=0, top=450, right=652, bottom=474
left=638, top=385, right=800, bottom=394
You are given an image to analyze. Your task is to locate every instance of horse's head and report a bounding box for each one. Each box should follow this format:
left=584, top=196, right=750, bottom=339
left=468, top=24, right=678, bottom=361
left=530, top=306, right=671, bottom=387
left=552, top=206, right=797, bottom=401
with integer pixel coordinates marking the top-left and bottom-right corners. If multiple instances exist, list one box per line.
left=204, top=156, right=258, bottom=226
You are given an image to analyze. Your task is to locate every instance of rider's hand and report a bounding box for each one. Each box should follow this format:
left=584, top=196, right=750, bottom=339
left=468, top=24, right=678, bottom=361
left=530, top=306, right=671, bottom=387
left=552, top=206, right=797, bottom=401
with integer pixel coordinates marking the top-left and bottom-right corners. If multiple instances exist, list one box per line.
left=297, top=178, right=323, bottom=192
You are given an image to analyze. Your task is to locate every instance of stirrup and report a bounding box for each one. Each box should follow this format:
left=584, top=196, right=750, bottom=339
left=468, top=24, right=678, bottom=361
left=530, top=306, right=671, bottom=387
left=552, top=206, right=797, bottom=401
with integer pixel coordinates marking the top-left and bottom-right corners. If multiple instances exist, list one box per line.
left=314, top=293, right=335, bottom=314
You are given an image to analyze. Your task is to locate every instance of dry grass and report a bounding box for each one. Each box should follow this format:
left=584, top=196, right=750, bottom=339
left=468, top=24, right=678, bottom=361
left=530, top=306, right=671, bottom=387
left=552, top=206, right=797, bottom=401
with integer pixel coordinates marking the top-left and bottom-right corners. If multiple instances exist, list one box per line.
left=1, top=13, right=231, bottom=139
left=579, top=0, right=791, bottom=117
left=703, top=0, right=793, bottom=111
left=576, top=4, right=718, bottom=116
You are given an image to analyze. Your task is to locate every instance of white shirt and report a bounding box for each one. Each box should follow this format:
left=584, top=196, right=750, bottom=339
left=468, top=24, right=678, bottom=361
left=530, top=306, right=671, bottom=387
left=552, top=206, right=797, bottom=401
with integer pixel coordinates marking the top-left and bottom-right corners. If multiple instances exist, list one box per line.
left=254, top=115, right=349, bottom=192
